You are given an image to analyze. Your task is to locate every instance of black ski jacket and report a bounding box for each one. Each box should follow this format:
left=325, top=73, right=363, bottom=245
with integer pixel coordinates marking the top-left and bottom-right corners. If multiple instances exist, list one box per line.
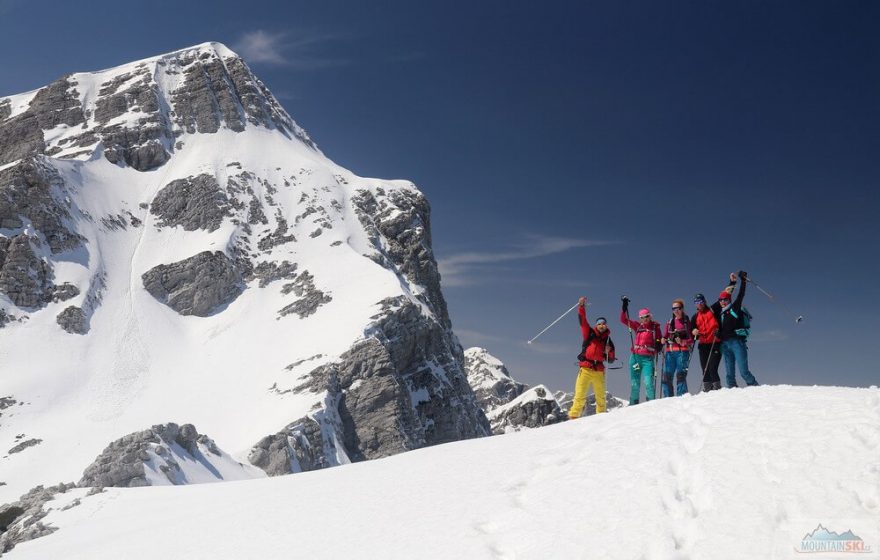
left=712, top=279, right=747, bottom=341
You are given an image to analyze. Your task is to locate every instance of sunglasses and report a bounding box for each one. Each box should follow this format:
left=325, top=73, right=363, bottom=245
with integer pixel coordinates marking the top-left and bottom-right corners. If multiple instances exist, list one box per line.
left=672, top=306, right=683, bottom=311
left=639, top=315, right=650, bottom=319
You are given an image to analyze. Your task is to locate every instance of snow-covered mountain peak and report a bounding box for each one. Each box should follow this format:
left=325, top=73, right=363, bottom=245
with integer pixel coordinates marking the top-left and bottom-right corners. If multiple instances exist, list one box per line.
left=0, top=41, right=316, bottom=172
left=0, top=45, right=488, bottom=503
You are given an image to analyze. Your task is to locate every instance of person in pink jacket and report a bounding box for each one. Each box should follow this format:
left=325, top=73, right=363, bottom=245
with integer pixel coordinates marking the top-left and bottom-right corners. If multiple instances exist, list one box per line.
left=620, top=297, right=662, bottom=404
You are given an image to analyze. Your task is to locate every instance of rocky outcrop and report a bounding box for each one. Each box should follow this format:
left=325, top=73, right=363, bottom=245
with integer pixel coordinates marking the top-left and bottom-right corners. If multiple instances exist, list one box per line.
left=79, top=423, right=223, bottom=488
left=7, top=437, right=42, bottom=455
left=151, top=174, right=230, bottom=231
left=464, top=347, right=528, bottom=412
left=0, top=483, right=77, bottom=554
left=352, top=188, right=450, bottom=328
left=142, top=251, right=243, bottom=316
left=260, top=298, right=490, bottom=475
left=488, top=385, right=564, bottom=434
left=278, top=270, right=331, bottom=318
left=0, top=43, right=316, bottom=173
left=0, top=236, right=53, bottom=309
left=0, top=77, right=84, bottom=166
left=248, top=416, right=332, bottom=475
left=0, top=157, right=83, bottom=254
left=57, top=306, right=87, bottom=334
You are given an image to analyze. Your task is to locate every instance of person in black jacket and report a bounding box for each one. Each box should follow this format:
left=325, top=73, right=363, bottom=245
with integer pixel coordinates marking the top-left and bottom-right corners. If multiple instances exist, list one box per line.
left=712, top=270, right=759, bottom=388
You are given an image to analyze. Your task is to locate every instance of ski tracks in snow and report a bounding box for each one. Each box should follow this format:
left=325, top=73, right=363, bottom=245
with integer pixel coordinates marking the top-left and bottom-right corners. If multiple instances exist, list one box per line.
left=84, top=176, right=159, bottom=421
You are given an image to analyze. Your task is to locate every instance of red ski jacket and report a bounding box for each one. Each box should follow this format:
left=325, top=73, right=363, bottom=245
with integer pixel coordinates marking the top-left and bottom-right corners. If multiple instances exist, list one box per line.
left=692, top=307, right=721, bottom=345
left=578, top=305, right=615, bottom=371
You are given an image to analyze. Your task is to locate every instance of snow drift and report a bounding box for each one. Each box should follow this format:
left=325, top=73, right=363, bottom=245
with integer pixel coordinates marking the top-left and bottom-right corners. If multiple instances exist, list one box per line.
left=4, top=385, right=878, bottom=559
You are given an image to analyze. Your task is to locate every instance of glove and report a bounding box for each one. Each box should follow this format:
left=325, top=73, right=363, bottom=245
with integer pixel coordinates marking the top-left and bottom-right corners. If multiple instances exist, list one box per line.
left=576, top=352, right=586, bottom=362
left=739, top=270, right=748, bottom=280
left=621, top=297, right=629, bottom=312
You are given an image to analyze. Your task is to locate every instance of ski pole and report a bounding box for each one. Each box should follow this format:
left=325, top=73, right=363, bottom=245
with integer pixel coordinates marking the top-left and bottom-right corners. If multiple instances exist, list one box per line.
left=527, top=301, right=581, bottom=344
left=746, top=278, right=804, bottom=324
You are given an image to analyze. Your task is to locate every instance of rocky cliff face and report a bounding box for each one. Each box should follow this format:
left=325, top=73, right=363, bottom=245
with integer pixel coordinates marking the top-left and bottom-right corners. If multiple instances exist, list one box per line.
left=0, top=42, right=488, bottom=501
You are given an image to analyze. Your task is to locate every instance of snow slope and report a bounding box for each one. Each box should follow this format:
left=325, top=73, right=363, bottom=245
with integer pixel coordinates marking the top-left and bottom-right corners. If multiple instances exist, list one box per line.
left=7, top=385, right=879, bottom=559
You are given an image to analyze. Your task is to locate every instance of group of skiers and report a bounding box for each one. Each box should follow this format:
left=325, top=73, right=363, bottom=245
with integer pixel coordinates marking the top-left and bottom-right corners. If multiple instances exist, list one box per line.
left=567, top=270, right=759, bottom=420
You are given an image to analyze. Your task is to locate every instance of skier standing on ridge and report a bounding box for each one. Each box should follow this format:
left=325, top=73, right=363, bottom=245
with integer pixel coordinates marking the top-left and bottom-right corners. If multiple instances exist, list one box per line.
left=568, top=296, right=616, bottom=419
left=691, top=293, right=723, bottom=392
left=713, top=271, right=759, bottom=388
left=620, top=298, right=662, bottom=404
left=660, top=299, right=694, bottom=397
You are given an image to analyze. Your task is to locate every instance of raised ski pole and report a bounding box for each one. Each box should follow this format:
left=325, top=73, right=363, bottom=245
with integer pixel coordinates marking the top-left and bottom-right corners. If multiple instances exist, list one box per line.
left=746, top=277, right=804, bottom=324
left=527, top=301, right=582, bottom=344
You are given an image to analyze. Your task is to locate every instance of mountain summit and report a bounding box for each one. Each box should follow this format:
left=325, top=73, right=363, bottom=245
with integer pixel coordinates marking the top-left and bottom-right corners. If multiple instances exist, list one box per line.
left=0, top=42, right=489, bottom=502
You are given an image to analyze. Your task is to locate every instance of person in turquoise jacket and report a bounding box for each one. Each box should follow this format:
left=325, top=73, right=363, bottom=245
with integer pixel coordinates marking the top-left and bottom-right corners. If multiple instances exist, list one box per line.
left=620, top=298, right=663, bottom=405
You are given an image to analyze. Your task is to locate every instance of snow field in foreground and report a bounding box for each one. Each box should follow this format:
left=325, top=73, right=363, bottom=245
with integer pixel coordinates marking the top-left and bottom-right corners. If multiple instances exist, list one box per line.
left=8, top=385, right=880, bottom=560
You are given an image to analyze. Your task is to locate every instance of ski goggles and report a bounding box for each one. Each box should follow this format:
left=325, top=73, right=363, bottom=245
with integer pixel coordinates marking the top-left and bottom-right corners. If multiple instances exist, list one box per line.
left=638, top=313, right=651, bottom=319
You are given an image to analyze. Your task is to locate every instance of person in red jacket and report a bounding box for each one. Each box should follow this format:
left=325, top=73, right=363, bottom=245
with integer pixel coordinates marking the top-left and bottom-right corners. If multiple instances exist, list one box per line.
left=569, top=296, right=616, bottom=419
left=691, top=293, right=722, bottom=392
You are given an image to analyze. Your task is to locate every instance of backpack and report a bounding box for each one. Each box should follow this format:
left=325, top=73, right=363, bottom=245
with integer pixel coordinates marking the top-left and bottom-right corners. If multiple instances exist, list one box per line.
left=729, top=306, right=752, bottom=339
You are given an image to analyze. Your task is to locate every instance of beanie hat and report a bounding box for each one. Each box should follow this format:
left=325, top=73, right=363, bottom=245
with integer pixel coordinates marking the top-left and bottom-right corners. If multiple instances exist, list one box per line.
left=595, top=317, right=607, bottom=325
left=638, top=308, right=651, bottom=318
left=719, top=291, right=731, bottom=301
left=694, top=293, right=706, bottom=304
left=672, top=299, right=685, bottom=309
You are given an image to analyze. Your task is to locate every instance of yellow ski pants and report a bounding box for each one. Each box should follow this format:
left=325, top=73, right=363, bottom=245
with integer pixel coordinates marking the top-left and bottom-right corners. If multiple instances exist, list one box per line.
left=569, top=367, right=606, bottom=418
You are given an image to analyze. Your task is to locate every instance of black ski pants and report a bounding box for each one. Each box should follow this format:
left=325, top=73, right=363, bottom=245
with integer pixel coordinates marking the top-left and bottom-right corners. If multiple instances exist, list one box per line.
left=698, top=343, right=721, bottom=389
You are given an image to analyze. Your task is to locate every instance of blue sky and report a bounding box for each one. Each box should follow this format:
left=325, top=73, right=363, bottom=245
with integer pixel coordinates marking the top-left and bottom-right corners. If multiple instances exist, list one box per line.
left=2, top=1, right=877, bottom=396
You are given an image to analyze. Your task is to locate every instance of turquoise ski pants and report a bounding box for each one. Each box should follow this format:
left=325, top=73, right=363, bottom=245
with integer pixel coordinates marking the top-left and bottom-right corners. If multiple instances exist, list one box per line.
left=629, top=354, right=656, bottom=404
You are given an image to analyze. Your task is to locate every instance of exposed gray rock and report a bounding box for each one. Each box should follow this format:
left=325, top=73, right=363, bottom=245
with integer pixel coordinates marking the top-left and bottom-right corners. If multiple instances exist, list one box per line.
left=151, top=174, right=230, bottom=231
left=351, top=188, right=450, bottom=328
left=8, top=438, right=42, bottom=454
left=79, top=422, right=207, bottom=488
left=50, top=282, right=80, bottom=303
left=248, top=417, right=328, bottom=476
left=247, top=195, right=267, bottom=225
left=0, top=157, right=84, bottom=254
left=28, top=77, right=85, bottom=130
left=257, top=213, right=296, bottom=251
left=0, top=397, right=15, bottom=412
left=488, top=386, right=563, bottom=434
left=0, top=77, right=84, bottom=167
left=142, top=251, right=243, bottom=316
left=0, top=482, right=76, bottom=554
left=0, top=309, right=12, bottom=328
left=278, top=271, right=330, bottom=318
left=273, top=299, right=490, bottom=470
left=0, top=235, right=53, bottom=309
left=57, top=306, right=87, bottom=334
left=252, top=260, right=297, bottom=288
left=0, top=112, right=43, bottom=167
left=0, top=100, right=10, bottom=121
